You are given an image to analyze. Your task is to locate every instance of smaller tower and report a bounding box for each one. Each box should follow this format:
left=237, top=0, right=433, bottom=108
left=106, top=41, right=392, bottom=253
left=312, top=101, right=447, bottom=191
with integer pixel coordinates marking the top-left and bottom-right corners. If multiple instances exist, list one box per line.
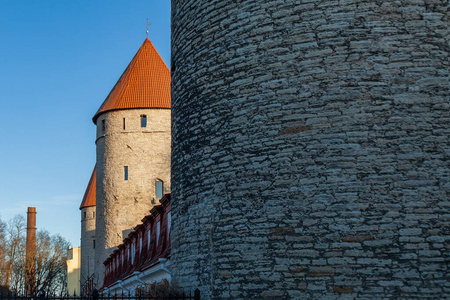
left=92, top=37, right=171, bottom=284
left=25, top=207, right=36, bottom=296
left=79, top=166, right=96, bottom=290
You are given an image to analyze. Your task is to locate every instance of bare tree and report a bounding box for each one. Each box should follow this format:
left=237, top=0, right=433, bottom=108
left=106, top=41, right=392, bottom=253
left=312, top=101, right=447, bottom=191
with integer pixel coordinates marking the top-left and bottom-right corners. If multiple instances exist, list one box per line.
left=35, top=230, right=69, bottom=295
left=6, top=215, right=26, bottom=293
left=0, top=215, right=70, bottom=295
left=0, top=217, right=8, bottom=289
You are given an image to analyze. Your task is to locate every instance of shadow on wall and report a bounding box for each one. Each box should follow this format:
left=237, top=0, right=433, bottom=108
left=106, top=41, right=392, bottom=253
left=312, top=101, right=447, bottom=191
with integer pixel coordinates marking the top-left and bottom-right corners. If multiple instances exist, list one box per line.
left=85, top=229, right=96, bottom=238
left=122, top=228, right=133, bottom=240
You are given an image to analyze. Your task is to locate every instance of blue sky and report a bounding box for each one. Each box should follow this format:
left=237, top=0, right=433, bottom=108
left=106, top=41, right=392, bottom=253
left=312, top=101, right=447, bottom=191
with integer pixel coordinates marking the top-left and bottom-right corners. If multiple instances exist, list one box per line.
left=0, top=1, right=171, bottom=247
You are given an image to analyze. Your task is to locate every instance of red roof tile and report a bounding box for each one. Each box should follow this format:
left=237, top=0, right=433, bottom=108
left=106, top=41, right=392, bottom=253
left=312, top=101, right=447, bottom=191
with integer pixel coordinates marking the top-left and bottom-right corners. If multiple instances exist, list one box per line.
left=80, top=165, right=96, bottom=209
left=93, top=38, right=171, bottom=124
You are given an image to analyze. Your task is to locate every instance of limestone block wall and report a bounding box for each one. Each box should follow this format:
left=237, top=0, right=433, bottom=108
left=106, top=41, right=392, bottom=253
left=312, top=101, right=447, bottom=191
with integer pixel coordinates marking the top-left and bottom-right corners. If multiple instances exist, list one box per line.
left=170, top=0, right=449, bottom=298
left=94, top=108, right=171, bottom=284
left=80, top=206, right=96, bottom=285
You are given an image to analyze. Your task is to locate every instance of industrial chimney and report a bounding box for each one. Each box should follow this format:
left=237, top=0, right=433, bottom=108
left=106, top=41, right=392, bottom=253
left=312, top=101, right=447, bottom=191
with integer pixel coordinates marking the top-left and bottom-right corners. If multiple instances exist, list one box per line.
left=25, top=207, right=36, bottom=296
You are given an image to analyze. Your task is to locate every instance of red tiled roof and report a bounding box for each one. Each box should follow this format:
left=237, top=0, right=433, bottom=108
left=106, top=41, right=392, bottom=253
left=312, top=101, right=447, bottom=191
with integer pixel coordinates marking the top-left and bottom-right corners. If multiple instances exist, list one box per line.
left=80, top=165, right=96, bottom=209
left=93, top=38, right=171, bottom=124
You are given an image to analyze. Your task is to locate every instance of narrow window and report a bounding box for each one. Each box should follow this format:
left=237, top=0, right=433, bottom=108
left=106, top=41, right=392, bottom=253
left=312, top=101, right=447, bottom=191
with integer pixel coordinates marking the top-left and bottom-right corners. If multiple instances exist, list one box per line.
left=141, top=115, right=147, bottom=127
left=156, top=180, right=163, bottom=198
left=93, top=240, right=95, bottom=249
left=139, top=237, right=142, bottom=254
left=124, top=166, right=128, bottom=180
left=102, top=119, right=105, bottom=132
left=167, top=212, right=171, bottom=237
left=84, top=211, right=86, bottom=219
left=156, top=222, right=160, bottom=246
left=147, top=230, right=151, bottom=248
left=123, top=118, right=126, bottom=130
left=93, top=211, right=95, bottom=218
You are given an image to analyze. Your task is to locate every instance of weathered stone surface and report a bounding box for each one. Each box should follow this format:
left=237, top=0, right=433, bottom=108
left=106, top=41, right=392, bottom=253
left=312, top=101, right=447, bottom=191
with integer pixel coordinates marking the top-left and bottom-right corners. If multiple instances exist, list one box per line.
left=80, top=206, right=95, bottom=285
left=170, top=0, right=449, bottom=299
left=94, top=109, right=171, bottom=283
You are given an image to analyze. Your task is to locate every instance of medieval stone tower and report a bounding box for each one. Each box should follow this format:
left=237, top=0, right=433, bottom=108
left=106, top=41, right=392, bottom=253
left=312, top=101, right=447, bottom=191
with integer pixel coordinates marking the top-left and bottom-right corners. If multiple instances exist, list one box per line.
left=80, top=166, right=96, bottom=285
left=83, top=38, right=171, bottom=284
left=171, top=1, right=448, bottom=299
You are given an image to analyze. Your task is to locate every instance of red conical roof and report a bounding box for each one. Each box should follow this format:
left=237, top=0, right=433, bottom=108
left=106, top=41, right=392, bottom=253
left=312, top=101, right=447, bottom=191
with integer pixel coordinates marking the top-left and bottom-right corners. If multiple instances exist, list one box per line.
left=80, top=165, right=96, bottom=209
left=93, top=38, right=171, bottom=124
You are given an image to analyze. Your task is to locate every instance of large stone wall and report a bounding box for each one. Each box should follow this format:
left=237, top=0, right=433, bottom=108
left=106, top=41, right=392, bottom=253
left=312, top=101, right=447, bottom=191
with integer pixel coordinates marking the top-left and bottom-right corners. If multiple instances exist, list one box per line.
left=170, top=0, right=449, bottom=298
left=80, top=206, right=96, bottom=285
left=94, top=108, right=171, bottom=284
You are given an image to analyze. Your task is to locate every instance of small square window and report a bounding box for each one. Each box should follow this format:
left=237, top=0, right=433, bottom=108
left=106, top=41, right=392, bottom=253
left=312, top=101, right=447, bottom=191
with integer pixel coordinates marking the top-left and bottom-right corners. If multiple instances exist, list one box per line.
left=156, top=181, right=163, bottom=198
left=124, top=166, right=128, bottom=181
left=141, top=115, right=147, bottom=128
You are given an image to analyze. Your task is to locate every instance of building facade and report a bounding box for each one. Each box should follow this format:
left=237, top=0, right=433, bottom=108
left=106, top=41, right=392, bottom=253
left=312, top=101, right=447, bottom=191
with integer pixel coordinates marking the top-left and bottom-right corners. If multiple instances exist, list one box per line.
left=170, top=0, right=449, bottom=298
left=102, top=194, right=172, bottom=295
left=80, top=38, right=171, bottom=291
left=67, top=247, right=81, bottom=295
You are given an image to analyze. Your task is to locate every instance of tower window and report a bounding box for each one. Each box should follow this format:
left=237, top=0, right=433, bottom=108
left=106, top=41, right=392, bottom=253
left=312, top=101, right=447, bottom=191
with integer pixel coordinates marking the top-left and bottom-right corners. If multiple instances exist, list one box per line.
left=123, top=118, right=126, bottom=130
left=156, top=180, right=163, bottom=198
left=156, top=222, right=160, bottom=246
left=93, top=240, right=95, bottom=249
left=167, top=212, right=171, bottom=237
left=102, top=119, right=105, bottom=132
left=141, top=115, right=147, bottom=127
left=124, top=166, right=129, bottom=180
left=84, top=211, right=86, bottom=219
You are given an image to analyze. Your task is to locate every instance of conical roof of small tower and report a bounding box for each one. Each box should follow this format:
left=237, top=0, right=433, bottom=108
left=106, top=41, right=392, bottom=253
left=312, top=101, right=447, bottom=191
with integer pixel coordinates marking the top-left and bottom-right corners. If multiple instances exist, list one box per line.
left=80, top=165, right=96, bottom=209
left=93, top=38, right=171, bottom=124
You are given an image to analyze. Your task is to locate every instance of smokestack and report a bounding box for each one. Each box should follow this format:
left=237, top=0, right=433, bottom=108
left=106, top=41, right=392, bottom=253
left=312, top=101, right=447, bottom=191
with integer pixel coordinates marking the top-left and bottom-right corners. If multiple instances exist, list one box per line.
left=26, top=207, right=36, bottom=296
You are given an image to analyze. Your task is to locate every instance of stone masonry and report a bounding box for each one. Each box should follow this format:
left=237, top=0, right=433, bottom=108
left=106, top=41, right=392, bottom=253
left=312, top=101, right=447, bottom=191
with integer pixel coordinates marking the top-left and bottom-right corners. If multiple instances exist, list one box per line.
left=80, top=205, right=96, bottom=285
left=95, top=108, right=171, bottom=284
left=170, top=0, right=449, bottom=299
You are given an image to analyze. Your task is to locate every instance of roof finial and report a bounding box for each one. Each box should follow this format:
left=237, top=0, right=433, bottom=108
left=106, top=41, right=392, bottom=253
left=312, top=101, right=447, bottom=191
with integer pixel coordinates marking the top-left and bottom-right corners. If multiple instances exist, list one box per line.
left=146, top=18, right=152, bottom=38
